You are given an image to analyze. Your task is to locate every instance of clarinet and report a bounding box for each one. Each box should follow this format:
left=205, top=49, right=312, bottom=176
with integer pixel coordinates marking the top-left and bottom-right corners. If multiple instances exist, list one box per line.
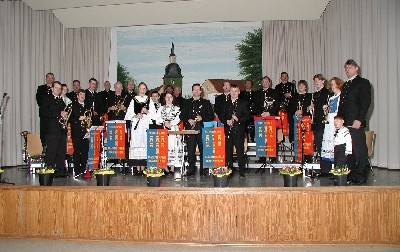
left=227, top=99, right=238, bottom=138
left=133, top=104, right=148, bottom=130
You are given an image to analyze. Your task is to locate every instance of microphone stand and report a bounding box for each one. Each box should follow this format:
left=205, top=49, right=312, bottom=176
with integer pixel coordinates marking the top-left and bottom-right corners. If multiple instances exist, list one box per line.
left=0, top=93, right=14, bottom=185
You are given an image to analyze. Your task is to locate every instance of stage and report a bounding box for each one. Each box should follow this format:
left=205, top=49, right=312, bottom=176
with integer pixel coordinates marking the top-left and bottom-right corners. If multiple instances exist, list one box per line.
left=0, top=167, right=400, bottom=245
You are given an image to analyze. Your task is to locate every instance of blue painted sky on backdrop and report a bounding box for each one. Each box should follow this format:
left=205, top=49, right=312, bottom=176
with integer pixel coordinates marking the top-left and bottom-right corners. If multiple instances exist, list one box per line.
left=117, top=22, right=261, bottom=96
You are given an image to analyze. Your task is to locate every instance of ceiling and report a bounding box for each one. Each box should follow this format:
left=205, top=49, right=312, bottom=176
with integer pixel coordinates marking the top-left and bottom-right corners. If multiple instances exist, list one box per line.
left=23, top=0, right=330, bottom=28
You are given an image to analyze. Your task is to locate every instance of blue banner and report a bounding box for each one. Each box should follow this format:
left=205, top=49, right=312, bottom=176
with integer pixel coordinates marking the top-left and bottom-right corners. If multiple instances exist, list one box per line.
left=255, top=119, right=267, bottom=157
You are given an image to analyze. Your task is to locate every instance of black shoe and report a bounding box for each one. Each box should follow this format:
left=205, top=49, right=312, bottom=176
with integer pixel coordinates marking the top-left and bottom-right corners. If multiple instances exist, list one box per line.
left=55, top=173, right=67, bottom=178
left=239, top=173, right=245, bottom=180
left=185, top=170, right=195, bottom=176
left=347, top=179, right=367, bottom=185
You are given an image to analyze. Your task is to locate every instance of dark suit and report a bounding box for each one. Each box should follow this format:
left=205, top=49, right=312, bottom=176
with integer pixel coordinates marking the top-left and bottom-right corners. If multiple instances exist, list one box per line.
left=66, top=91, right=79, bottom=104
left=219, top=99, right=251, bottom=175
left=275, top=82, right=297, bottom=142
left=180, top=97, right=214, bottom=175
left=312, top=88, right=332, bottom=155
left=106, top=93, right=128, bottom=121
left=214, top=93, right=230, bottom=119
left=70, top=101, right=90, bottom=174
left=239, top=90, right=256, bottom=141
left=338, top=75, right=371, bottom=181
left=85, top=89, right=104, bottom=126
left=254, top=88, right=281, bottom=116
left=99, top=90, right=115, bottom=110
left=41, top=95, right=67, bottom=175
left=36, top=84, right=52, bottom=147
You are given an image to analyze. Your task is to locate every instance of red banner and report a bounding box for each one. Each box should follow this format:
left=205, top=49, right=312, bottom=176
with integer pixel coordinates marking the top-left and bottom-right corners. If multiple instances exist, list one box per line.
left=265, top=118, right=277, bottom=157
left=279, top=110, right=289, bottom=135
left=213, top=127, right=226, bottom=167
left=254, top=116, right=277, bottom=157
left=295, top=116, right=314, bottom=162
left=66, top=123, right=74, bottom=155
left=157, top=129, right=168, bottom=168
left=106, top=121, right=126, bottom=159
left=88, top=128, right=101, bottom=170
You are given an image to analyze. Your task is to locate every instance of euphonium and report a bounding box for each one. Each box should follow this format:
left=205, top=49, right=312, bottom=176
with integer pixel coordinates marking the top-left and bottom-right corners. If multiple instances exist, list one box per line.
left=81, top=109, right=92, bottom=130
left=59, top=103, right=72, bottom=129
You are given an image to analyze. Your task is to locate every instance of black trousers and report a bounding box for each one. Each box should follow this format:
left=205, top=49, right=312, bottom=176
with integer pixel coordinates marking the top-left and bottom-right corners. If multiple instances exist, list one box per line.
left=334, top=144, right=347, bottom=167
left=39, top=118, right=47, bottom=149
left=313, top=127, right=324, bottom=156
left=347, top=127, right=369, bottom=181
left=186, top=133, right=203, bottom=175
left=72, top=137, right=89, bottom=174
left=226, top=135, right=245, bottom=175
left=288, top=112, right=295, bottom=142
left=45, top=134, right=67, bottom=175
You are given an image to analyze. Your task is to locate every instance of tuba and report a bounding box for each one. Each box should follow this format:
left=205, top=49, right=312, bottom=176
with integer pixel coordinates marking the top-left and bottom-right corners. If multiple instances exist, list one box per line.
left=59, top=103, right=72, bottom=129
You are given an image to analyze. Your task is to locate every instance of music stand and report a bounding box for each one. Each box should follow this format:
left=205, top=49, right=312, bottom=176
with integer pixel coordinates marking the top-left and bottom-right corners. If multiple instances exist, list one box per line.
left=254, top=117, right=277, bottom=175
left=0, top=93, right=14, bottom=185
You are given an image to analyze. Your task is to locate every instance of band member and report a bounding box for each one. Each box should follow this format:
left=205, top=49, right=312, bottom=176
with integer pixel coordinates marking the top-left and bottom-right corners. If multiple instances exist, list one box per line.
left=338, top=59, right=371, bottom=185
left=214, top=81, right=231, bottom=119
left=85, top=78, right=104, bottom=126
left=61, top=84, right=72, bottom=107
left=309, top=74, right=332, bottom=158
left=219, top=84, right=251, bottom=178
left=41, top=81, right=68, bottom=178
left=36, top=72, right=54, bottom=148
left=67, top=80, right=81, bottom=103
left=106, top=81, right=127, bottom=121
left=124, top=80, right=136, bottom=105
left=173, top=86, right=185, bottom=108
left=99, top=81, right=114, bottom=108
left=180, top=83, right=214, bottom=176
left=320, top=77, right=344, bottom=175
left=239, top=79, right=256, bottom=142
left=254, top=76, right=280, bottom=117
left=149, top=90, right=163, bottom=129
left=124, top=82, right=153, bottom=174
left=160, top=84, right=174, bottom=104
left=69, top=89, right=90, bottom=176
left=155, top=92, right=181, bottom=173
left=288, top=80, right=312, bottom=117
left=275, top=72, right=297, bottom=142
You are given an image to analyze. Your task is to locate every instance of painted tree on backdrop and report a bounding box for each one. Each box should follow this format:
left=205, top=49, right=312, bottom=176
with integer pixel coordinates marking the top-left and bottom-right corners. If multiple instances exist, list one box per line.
left=235, top=28, right=262, bottom=89
left=117, top=62, right=136, bottom=90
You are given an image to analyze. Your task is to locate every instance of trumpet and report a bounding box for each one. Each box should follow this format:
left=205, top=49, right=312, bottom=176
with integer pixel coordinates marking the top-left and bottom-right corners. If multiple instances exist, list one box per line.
left=81, top=109, right=92, bottom=131
left=59, top=103, right=72, bottom=129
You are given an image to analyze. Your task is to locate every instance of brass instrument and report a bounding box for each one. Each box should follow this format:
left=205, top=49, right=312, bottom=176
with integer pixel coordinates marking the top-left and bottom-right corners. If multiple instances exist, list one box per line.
left=81, top=109, right=92, bottom=131
left=59, top=103, right=72, bottom=129
left=297, top=101, right=303, bottom=113
left=322, top=97, right=330, bottom=124
left=310, top=93, right=315, bottom=124
left=114, top=95, right=126, bottom=117
left=20, top=131, right=30, bottom=163
left=263, top=96, right=275, bottom=113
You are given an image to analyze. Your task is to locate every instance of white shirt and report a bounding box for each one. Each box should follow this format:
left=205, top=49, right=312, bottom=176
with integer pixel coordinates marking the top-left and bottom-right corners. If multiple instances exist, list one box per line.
left=334, top=126, right=352, bottom=155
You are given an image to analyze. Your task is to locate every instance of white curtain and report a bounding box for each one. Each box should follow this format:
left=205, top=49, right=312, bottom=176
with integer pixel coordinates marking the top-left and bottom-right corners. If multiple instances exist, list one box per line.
left=0, top=0, right=64, bottom=166
left=263, top=0, right=400, bottom=169
left=64, top=27, right=111, bottom=91
left=0, top=1, right=111, bottom=166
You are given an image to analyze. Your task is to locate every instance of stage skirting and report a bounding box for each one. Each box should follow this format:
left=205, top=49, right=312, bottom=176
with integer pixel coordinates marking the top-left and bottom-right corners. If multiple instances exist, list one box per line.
left=0, top=186, right=399, bottom=245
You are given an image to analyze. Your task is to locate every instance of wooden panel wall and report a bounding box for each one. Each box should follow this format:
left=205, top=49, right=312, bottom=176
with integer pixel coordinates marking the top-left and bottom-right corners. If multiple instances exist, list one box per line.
left=0, top=186, right=399, bottom=244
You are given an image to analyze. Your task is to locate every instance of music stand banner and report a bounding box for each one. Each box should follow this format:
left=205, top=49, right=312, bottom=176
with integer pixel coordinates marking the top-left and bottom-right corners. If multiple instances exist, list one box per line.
left=147, top=129, right=168, bottom=168
left=106, top=120, right=126, bottom=159
left=254, top=116, right=277, bottom=157
left=279, top=110, right=289, bottom=136
left=202, top=127, right=225, bottom=167
left=293, top=115, right=314, bottom=162
left=87, top=127, right=102, bottom=169
left=67, top=123, right=74, bottom=155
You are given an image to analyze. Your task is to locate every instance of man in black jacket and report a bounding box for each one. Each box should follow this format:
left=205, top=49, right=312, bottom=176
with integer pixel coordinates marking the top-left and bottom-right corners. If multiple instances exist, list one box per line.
left=254, top=76, right=280, bottom=117
left=42, top=81, right=68, bottom=177
left=219, top=85, right=251, bottom=178
left=239, top=80, right=256, bottom=142
left=36, top=72, right=55, bottom=148
left=180, top=83, right=214, bottom=176
left=85, top=78, right=104, bottom=126
left=214, top=80, right=231, bottom=119
left=338, top=59, right=371, bottom=184
left=67, top=79, right=81, bottom=103
left=69, top=89, right=90, bottom=176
